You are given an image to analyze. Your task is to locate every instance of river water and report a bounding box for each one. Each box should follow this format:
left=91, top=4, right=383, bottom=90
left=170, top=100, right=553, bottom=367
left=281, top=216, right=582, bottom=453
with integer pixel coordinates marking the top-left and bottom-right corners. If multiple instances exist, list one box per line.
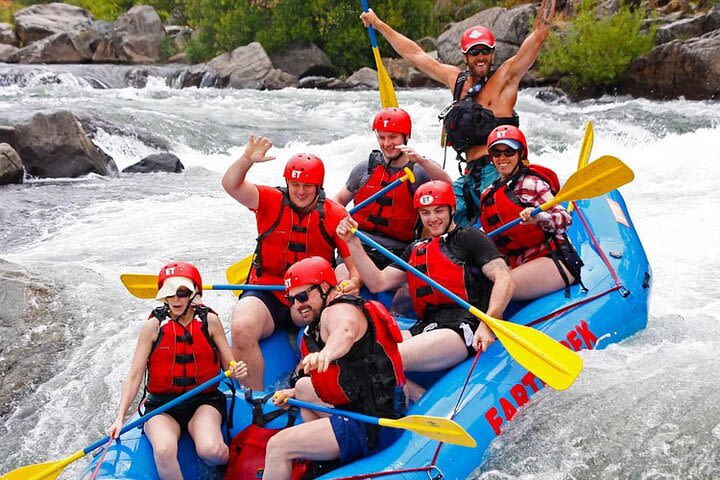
left=1, top=65, right=719, bottom=479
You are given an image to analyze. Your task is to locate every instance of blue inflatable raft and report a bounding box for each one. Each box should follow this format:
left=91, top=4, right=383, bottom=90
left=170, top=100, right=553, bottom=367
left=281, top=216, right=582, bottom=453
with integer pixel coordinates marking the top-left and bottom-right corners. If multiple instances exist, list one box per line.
left=81, top=189, right=651, bottom=479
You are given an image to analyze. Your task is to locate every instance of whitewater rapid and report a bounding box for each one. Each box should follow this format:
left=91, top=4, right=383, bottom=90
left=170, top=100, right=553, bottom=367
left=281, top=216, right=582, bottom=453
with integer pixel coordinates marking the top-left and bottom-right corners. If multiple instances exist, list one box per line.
left=1, top=71, right=719, bottom=479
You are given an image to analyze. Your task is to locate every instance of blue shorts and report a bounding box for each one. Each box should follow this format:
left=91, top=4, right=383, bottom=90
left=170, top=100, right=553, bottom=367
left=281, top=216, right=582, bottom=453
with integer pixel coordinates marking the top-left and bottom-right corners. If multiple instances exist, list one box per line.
left=239, top=290, right=293, bottom=331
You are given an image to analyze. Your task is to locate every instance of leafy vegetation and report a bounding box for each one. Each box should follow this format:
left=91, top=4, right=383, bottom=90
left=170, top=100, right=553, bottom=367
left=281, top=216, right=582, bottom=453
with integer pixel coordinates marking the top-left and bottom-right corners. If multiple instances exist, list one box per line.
left=537, top=0, right=657, bottom=92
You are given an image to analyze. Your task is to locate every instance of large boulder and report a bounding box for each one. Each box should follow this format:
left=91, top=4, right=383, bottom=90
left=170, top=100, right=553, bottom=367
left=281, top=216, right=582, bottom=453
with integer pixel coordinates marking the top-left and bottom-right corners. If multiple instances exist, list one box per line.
left=437, top=5, right=535, bottom=70
left=270, top=42, right=334, bottom=78
left=122, top=153, right=184, bottom=173
left=621, top=29, right=720, bottom=100
left=346, top=67, right=379, bottom=89
left=383, top=56, right=443, bottom=88
left=208, top=42, right=297, bottom=89
left=0, top=44, right=19, bottom=63
left=14, top=111, right=118, bottom=178
left=9, top=27, right=101, bottom=64
left=12, top=2, right=93, bottom=46
left=0, top=22, right=17, bottom=46
left=0, top=258, right=62, bottom=416
left=92, top=5, right=164, bottom=64
left=0, top=143, right=23, bottom=185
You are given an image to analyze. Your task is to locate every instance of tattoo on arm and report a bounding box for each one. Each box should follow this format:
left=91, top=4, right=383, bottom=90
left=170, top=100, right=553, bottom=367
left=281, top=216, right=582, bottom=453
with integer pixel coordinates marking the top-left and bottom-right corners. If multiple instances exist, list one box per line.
left=482, top=258, right=510, bottom=283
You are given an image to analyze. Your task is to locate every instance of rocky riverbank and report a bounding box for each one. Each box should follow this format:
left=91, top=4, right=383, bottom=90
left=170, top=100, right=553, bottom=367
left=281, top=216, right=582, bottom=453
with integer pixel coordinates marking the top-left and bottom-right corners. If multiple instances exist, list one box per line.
left=1, top=2, right=718, bottom=100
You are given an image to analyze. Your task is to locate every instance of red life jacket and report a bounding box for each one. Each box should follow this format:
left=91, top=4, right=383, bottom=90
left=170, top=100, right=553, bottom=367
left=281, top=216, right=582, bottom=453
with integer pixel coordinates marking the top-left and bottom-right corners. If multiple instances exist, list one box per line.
left=146, top=305, right=220, bottom=395
left=300, top=295, right=405, bottom=418
left=352, top=151, right=417, bottom=243
left=479, top=164, right=561, bottom=268
left=250, top=188, right=338, bottom=304
left=407, top=236, right=471, bottom=320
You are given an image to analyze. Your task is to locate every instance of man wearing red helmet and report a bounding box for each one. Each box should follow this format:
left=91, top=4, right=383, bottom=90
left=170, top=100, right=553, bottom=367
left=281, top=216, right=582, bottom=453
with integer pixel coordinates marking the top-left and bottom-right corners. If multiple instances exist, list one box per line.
left=337, top=181, right=513, bottom=398
left=108, top=262, right=247, bottom=478
left=333, top=107, right=451, bottom=268
left=265, top=257, right=405, bottom=478
left=360, top=0, right=556, bottom=226
left=480, top=125, right=584, bottom=299
left=222, top=135, right=362, bottom=391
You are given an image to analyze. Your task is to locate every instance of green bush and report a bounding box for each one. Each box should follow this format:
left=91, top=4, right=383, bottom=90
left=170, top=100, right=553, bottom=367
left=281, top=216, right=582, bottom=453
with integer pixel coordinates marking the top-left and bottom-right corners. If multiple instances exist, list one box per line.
left=537, top=0, right=656, bottom=92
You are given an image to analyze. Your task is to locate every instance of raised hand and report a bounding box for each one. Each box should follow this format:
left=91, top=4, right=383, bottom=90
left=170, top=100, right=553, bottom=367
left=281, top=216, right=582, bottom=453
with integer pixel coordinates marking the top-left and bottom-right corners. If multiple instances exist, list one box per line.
left=243, top=134, right=276, bottom=164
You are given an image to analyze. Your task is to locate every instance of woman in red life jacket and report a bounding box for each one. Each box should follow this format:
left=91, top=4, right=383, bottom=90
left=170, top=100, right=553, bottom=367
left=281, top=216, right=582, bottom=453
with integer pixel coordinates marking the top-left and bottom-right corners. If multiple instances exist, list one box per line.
left=107, top=262, right=247, bottom=480
left=480, top=125, right=584, bottom=300
left=265, top=257, right=405, bottom=479
left=336, top=181, right=513, bottom=400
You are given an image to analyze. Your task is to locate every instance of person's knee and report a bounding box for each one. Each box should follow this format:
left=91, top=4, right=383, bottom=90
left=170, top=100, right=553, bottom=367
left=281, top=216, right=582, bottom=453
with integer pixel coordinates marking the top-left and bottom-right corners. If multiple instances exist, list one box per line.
left=231, top=303, right=265, bottom=344
left=151, top=440, right=178, bottom=465
left=294, top=377, right=315, bottom=401
left=196, top=439, right=228, bottom=465
left=265, top=432, right=290, bottom=462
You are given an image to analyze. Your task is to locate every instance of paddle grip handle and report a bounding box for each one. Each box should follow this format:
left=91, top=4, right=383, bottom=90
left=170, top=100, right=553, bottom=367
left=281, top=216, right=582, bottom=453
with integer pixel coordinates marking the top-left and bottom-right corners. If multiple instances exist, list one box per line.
left=361, top=0, right=379, bottom=47
left=486, top=206, right=542, bottom=238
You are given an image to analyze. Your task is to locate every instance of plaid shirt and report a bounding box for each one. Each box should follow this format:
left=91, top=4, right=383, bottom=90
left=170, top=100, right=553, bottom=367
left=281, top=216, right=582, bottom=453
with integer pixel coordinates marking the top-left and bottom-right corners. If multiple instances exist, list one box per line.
left=483, top=174, right=572, bottom=266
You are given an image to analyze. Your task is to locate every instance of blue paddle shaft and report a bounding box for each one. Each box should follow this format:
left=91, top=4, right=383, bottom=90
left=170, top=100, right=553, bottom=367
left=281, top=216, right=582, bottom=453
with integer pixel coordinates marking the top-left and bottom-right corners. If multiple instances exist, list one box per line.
left=81, top=370, right=228, bottom=454
left=349, top=176, right=405, bottom=214
left=487, top=206, right=542, bottom=238
left=210, top=284, right=284, bottom=291
left=353, top=230, right=472, bottom=311
left=361, top=0, right=380, bottom=47
left=287, top=398, right=381, bottom=426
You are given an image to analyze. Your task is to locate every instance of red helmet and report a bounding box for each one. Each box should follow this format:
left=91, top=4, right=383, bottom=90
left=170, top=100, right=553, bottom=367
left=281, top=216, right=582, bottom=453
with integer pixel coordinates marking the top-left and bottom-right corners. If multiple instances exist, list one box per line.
left=413, top=180, right=456, bottom=210
left=284, top=256, right=337, bottom=291
left=157, top=261, right=203, bottom=296
left=372, top=108, right=412, bottom=138
left=283, top=153, right=325, bottom=187
left=460, top=26, right=495, bottom=53
left=487, top=125, right=528, bottom=159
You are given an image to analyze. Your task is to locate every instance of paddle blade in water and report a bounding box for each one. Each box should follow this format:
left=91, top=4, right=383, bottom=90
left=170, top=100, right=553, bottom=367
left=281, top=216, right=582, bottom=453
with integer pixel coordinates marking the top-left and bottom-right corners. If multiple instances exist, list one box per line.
left=379, top=415, right=477, bottom=447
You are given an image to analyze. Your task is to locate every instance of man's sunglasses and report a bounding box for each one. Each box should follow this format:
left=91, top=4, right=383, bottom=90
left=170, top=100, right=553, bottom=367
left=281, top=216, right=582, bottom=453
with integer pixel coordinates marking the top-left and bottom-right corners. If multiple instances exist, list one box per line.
left=467, top=45, right=494, bottom=56
left=285, top=284, right=320, bottom=304
left=489, top=148, right=519, bottom=158
left=172, top=288, right=193, bottom=298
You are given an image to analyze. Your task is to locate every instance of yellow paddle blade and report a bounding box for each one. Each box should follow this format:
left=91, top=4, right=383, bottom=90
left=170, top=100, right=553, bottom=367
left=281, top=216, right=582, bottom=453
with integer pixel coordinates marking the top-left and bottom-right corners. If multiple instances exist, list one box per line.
left=378, top=415, right=477, bottom=447
left=2, top=449, right=85, bottom=480
left=568, top=121, right=594, bottom=213
left=546, top=155, right=634, bottom=211
left=226, top=254, right=254, bottom=296
left=373, top=47, right=398, bottom=108
left=120, top=273, right=160, bottom=299
left=470, top=307, right=582, bottom=391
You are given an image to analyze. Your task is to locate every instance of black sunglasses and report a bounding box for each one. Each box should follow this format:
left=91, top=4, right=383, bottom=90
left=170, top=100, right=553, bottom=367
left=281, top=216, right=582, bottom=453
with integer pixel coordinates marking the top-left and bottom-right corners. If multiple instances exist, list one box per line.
left=489, top=148, right=519, bottom=158
left=467, top=45, right=494, bottom=56
left=285, top=284, right=320, bottom=304
left=173, top=288, right=193, bottom=298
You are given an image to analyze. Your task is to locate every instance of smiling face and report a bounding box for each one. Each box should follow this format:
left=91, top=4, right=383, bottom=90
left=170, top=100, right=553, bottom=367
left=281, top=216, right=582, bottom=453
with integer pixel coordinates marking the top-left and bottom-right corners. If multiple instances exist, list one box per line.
left=464, top=45, right=494, bottom=79
left=375, top=130, right=406, bottom=162
left=287, top=180, right=319, bottom=211
left=489, top=146, right=521, bottom=179
left=165, top=287, right=193, bottom=317
left=287, top=283, right=324, bottom=325
left=418, top=204, right=453, bottom=237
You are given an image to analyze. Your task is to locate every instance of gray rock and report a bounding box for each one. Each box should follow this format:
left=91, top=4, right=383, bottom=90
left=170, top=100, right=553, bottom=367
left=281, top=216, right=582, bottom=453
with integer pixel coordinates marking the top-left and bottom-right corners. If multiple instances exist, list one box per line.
left=9, top=27, right=101, bottom=64
left=346, top=67, right=379, bottom=89
left=270, top=41, right=334, bottom=78
left=122, top=153, right=184, bottom=173
left=263, top=68, right=299, bottom=90
left=437, top=5, right=535, bottom=69
left=13, top=2, right=93, bottom=46
left=78, top=113, right=171, bottom=151
left=164, top=25, right=192, bottom=50
left=0, top=258, right=61, bottom=416
left=0, top=44, right=19, bottom=63
left=92, top=5, right=164, bottom=64
left=298, top=76, right=352, bottom=90
left=0, top=126, right=15, bottom=147
left=0, top=143, right=23, bottom=185
left=382, top=56, right=442, bottom=88
left=622, top=30, right=720, bottom=100
left=208, top=42, right=274, bottom=89
left=0, top=22, right=17, bottom=46
left=417, top=36, right=438, bottom=52
left=14, top=111, right=118, bottom=178
left=655, top=7, right=720, bottom=44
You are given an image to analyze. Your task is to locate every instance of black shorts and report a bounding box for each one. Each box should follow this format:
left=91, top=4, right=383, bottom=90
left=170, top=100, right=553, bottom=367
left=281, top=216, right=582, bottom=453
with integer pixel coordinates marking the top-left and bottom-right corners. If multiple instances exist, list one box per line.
left=144, top=389, right=226, bottom=431
left=239, top=289, right=294, bottom=331
left=363, top=244, right=405, bottom=270
left=409, top=306, right=480, bottom=356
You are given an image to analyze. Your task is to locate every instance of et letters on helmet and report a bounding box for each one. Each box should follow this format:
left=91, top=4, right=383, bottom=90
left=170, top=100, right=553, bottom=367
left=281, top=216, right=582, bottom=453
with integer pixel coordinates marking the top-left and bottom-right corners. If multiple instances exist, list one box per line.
left=469, top=29, right=482, bottom=39
left=419, top=194, right=434, bottom=206
left=290, top=169, right=302, bottom=179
